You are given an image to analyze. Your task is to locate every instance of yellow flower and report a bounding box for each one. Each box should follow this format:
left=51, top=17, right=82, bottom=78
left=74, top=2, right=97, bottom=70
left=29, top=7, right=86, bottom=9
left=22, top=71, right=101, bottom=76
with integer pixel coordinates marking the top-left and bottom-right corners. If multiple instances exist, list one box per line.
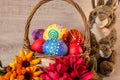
left=0, top=49, right=43, bottom=80
left=15, top=66, right=43, bottom=80
left=0, top=71, right=12, bottom=80
left=0, top=66, right=43, bottom=80
left=23, top=66, right=43, bottom=80
left=9, top=49, right=41, bottom=70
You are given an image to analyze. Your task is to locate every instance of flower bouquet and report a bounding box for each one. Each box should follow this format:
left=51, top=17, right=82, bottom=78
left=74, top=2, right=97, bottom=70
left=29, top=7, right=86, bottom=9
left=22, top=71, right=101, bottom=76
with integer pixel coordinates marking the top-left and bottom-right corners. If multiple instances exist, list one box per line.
left=0, top=49, right=97, bottom=80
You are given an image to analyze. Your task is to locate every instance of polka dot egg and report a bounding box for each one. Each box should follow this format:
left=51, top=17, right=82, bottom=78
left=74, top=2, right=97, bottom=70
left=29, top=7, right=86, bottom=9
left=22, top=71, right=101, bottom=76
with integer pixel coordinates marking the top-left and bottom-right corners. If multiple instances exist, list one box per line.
left=43, top=39, right=68, bottom=56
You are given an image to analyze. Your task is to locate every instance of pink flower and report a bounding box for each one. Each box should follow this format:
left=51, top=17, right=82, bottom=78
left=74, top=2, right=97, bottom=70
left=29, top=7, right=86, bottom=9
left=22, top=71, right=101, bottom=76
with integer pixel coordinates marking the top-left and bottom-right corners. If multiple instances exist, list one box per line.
left=40, top=56, right=94, bottom=80
left=59, top=73, right=72, bottom=80
left=48, top=72, right=60, bottom=79
left=81, top=72, right=93, bottom=80
left=70, top=70, right=80, bottom=78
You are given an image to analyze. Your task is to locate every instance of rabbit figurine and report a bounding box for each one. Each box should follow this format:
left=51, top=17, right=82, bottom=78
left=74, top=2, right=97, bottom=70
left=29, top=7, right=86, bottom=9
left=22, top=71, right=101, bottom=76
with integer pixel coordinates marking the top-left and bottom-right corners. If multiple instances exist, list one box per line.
left=89, top=0, right=119, bottom=76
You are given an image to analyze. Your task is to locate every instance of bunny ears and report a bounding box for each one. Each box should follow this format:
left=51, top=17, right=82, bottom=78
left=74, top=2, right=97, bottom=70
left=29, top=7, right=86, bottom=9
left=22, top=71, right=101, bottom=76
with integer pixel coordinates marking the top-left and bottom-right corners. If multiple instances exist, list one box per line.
left=91, top=0, right=119, bottom=10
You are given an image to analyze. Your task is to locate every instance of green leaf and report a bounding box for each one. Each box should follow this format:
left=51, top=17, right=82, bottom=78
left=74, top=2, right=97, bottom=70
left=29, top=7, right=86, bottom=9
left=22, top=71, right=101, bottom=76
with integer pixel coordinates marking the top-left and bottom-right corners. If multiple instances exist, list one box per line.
left=0, top=60, right=7, bottom=75
left=0, top=67, right=7, bottom=76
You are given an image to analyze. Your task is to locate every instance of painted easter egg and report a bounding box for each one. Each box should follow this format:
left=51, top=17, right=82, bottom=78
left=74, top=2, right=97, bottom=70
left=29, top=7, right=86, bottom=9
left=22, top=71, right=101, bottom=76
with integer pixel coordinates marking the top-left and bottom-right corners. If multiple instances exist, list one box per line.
left=69, top=44, right=83, bottom=55
left=43, top=39, right=68, bottom=56
left=43, top=24, right=67, bottom=40
left=31, top=39, right=45, bottom=53
left=70, top=36, right=84, bottom=45
left=67, top=29, right=84, bottom=45
left=32, top=29, right=44, bottom=40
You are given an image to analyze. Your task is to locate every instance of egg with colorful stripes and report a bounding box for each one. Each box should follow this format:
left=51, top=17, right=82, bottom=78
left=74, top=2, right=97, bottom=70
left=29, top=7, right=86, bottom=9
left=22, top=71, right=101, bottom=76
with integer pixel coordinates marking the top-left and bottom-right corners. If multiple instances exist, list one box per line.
left=43, top=24, right=67, bottom=40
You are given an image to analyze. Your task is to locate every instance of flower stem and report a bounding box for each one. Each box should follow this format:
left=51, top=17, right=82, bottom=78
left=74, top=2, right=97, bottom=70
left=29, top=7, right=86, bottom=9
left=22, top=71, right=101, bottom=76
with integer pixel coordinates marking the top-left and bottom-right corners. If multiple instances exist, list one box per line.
left=0, top=60, right=2, bottom=67
left=0, top=60, right=7, bottom=76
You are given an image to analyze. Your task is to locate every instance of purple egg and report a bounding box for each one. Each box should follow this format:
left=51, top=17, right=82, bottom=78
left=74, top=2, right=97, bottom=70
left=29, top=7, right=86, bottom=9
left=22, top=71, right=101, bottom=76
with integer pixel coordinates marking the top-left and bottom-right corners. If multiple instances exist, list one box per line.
left=32, top=29, right=44, bottom=40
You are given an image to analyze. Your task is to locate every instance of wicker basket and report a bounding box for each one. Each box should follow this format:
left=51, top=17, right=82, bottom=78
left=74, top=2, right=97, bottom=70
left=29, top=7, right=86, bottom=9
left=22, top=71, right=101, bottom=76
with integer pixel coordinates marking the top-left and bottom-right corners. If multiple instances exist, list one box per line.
left=23, top=0, right=91, bottom=67
left=23, top=0, right=91, bottom=55
left=23, top=0, right=101, bottom=80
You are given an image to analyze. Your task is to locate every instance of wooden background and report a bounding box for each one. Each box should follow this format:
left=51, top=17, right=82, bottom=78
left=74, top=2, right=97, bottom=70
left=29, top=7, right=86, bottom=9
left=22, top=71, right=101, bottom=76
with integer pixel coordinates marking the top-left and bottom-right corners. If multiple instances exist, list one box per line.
left=0, top=0, right=120, bottom=80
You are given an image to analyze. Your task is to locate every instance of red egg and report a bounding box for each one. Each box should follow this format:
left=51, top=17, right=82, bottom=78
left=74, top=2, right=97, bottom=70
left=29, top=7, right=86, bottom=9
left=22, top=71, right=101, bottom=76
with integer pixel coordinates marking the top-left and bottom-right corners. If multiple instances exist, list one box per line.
left=31, top=39, right=45, bottom=53
left=67, top=29, right=84, bottom=45
left=70, top=37, right=84, bottom=45
left=69, top=44, right=83, bottom=55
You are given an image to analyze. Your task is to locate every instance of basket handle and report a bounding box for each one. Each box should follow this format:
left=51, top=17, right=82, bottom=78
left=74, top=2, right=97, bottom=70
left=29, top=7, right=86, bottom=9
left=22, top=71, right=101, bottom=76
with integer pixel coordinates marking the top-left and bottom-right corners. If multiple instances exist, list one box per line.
left=23, top=0, right=91, bottom=54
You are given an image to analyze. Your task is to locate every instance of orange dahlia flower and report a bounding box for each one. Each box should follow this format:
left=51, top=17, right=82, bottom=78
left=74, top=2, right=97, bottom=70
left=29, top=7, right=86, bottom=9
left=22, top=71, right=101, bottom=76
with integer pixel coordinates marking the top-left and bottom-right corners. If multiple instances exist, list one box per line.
left=0, top=49, right=43, bottom=80
left=9, top=49, right=41, bottom=70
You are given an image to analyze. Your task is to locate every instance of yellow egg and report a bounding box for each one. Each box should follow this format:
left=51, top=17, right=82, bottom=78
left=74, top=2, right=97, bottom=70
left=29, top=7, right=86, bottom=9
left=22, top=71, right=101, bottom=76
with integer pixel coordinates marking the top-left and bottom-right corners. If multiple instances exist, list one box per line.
left=43, top=24, right=67, bottom=40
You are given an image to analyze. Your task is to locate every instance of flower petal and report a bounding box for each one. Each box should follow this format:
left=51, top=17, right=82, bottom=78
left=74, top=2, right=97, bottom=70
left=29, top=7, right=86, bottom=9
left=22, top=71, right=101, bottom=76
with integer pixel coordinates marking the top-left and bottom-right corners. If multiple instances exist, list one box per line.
left=79, top=70, right=88, bottom=75
left=56, top=64, right=62, bottom=72
left=20, top=49, right=25, bottom=57
left=9, top=62, right=15, bottom=68
left=61, top=66, right=69, bottom=73
left=44, top=64, right=55, bottom=72
left=59, top=73, right=72, bottom=80
left=76, top=58, right=84, bottom=65
left=81, top=72, right=93, bottom=80
left=48, top=71, right=60, bottom=80
left=70, top=70, right=79, bottom=78
left=62, top=56, right=70, bottom=65
left=26, top=51, right=33, bottom=61
left=70, top=56, right=78, bottom=68
left=10, top=71, right=16, bottom=80
left=33, top=71, right=43, bottom=76
left=41, top=74, right=52, bottom=80
left=30, top=58, right=41, bottom=65
left=4, top=72, right=12, bottom=80
left=33, top=77, right=41, bottom=80
left=16, top=75, right=24, bottom=80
